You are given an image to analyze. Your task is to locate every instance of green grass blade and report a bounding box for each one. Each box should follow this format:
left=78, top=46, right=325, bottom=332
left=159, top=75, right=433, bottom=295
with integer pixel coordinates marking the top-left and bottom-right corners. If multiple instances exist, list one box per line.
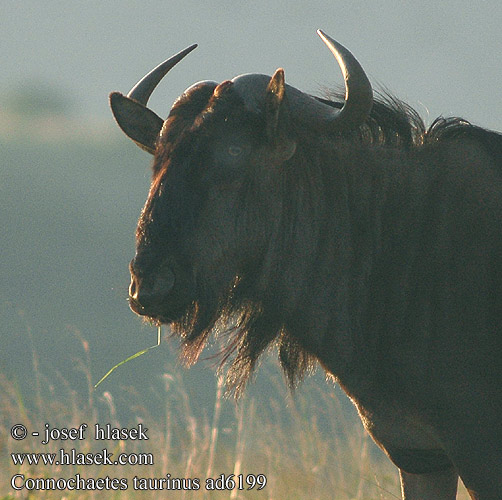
left=94, top=326, right=162, bottom=389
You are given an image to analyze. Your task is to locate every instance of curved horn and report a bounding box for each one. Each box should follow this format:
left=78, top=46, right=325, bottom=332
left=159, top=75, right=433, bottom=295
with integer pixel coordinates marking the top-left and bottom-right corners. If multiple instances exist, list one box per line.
left=127, top=44, right=198, bottom=105
left=231, top=31, right=372, bottom=132
left=316, top=30, right=373, bottom=130
left=109, top=44, right=198, bottom=153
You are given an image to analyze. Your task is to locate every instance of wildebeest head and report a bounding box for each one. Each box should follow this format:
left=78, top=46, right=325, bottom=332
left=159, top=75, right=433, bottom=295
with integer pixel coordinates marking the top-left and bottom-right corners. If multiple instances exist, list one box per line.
left=110, top=31, right=372, bottom=390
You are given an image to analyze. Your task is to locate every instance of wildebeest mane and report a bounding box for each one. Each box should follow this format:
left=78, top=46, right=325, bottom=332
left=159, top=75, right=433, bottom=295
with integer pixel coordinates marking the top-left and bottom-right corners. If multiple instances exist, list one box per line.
left=325, top=89, right=502, bottom=160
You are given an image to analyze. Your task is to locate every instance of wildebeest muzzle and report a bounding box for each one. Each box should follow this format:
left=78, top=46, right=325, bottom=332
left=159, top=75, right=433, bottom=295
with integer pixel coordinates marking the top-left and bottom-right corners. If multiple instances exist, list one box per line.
left=128, top=257, right=176, bottom=319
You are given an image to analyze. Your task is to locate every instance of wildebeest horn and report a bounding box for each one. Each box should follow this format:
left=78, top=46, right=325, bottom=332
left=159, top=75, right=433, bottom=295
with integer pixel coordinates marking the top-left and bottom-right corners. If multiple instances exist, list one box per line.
left=316, top=30, right=373, bottom=130
left=109, top=44, right=198, bottom=154
left=127, top=44, right=198, bottom=105
left=231, top=30, right=372, bottom=132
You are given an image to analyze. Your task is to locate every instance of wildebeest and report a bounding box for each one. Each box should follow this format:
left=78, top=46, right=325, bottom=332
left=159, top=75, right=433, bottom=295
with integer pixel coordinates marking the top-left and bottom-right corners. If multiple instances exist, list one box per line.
left=110, top=30, right=502, bottom=499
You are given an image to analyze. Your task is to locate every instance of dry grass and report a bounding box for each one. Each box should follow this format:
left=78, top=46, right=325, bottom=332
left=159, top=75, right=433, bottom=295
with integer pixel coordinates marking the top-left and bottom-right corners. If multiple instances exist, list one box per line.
left=0, top=333, right=471, bottom=500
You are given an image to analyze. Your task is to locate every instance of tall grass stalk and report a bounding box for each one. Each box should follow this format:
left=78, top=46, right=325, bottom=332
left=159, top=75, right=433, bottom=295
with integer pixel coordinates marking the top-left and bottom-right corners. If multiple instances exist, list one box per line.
left=1, top=329, right=473, bottom=499
left=205, top=374, right=224, bottom=492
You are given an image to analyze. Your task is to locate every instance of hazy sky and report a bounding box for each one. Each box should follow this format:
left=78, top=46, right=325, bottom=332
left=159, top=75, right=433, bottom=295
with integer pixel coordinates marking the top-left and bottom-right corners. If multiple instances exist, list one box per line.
left=1, top=0, right=501, bottom=130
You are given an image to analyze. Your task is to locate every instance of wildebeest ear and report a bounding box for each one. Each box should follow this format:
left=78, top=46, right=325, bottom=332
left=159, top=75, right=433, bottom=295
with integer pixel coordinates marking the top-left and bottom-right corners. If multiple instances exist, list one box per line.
left=265, top=69, right=296, bottom=162
left=265, top=68, right=286, bottom=140
left=109, top=92, right=164, bottom=154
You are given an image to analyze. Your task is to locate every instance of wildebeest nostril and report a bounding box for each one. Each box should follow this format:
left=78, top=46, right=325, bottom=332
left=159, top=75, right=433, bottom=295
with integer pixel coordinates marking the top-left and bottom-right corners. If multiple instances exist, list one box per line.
left=129, top=261, right=175, bottom=312
left=128, top=274, right=139, bottom=301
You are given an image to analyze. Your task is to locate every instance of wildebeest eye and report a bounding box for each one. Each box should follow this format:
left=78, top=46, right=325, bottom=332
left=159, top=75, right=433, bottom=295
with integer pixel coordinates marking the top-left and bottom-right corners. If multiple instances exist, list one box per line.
left=205, top=135, right=252, bottom=182
left=228, top=145, right=243, bottom=157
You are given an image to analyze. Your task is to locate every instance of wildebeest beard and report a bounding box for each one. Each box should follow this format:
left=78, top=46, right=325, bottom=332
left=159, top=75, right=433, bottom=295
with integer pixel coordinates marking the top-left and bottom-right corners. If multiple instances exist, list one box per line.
left=171, top=272, right=317, bottom=396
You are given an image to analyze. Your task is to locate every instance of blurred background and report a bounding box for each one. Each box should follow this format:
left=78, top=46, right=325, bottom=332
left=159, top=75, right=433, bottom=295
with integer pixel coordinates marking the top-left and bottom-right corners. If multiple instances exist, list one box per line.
left=1, top=1, right=499, bottom=498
